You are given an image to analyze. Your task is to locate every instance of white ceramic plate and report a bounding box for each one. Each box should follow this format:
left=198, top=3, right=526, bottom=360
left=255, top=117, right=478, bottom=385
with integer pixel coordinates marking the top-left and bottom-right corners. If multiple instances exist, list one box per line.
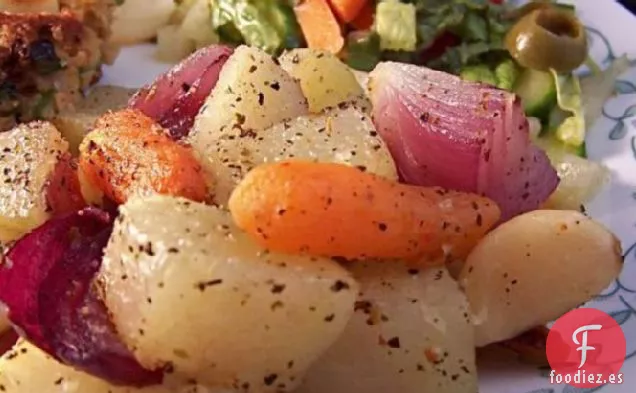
left=100, top=1, right=636, bottom=392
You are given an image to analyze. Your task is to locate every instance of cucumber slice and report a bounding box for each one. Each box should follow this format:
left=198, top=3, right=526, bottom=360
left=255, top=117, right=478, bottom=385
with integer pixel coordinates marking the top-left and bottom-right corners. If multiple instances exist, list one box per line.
left=460, top=64, right=497, bottom=86
left=513, top=68, right=556, bottom=121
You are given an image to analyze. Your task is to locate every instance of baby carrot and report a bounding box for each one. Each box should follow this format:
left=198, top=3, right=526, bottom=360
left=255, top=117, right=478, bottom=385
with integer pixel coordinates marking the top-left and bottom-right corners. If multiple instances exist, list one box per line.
left=295, top=0, right=345, bottom=54
left=329, top=0, right=368, bottom=23
left=79, top=109, right=207, bottom=204
left=351, top=1, right=374, bottom=30
left=229, top=161, right=501, bottom=260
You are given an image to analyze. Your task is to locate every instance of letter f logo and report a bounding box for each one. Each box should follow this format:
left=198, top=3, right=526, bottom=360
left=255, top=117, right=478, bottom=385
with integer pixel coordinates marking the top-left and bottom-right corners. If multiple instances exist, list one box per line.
left=572, top=324, right=603, bottom=369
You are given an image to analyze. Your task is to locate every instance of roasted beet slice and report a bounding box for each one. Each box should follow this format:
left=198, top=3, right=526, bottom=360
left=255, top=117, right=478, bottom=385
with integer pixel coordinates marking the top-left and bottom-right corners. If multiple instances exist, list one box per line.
left=129, top=45, right=234, bottom=140
left=0, top=208, right=163, bottom=387
left=0, top=329, right=18, bottom=356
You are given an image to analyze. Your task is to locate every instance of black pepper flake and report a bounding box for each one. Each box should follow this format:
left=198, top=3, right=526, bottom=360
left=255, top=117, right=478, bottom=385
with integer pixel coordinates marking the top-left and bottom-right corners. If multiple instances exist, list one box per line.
left=271, top=300, right=284, bottom=311
left=54, top=377, right=63, bottom=385
left=271, top=283, right=286, bottom=294
left=324, top=314, right=335, bottom=322
left=196, top=279, right=223, bottom=291
left=181, top=83, right=191, bottom=92
left=264, top=374, right=278, bottom=386
left=408, top=268, right=419, bottom=275
left=420, top=112, right=430, bottom=122
left=354, top=300, right=372, bottom=314
left=249, top=65, right=257, bottom=73
left=142, top=242, right=155, bottom=256
left=476, top=214, right=483, bottom=226
left=257, top=92, right=265, bottom=106
left=168, top=247, right=179, bottom=254
left=270, top=81, right=280, bottom=90
left=378, top=222, right=388, bottom=232
left=387, top=337, right=401, bottom=349
left=330, top=280, right=350, bottom=292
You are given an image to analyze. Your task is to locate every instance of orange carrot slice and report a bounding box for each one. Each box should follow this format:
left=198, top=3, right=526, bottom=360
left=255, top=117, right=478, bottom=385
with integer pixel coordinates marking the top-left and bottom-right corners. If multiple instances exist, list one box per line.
left=295, top=0, right=345, bottom=54
left=229, top=161, right=501, bottom=260
left=351, top=1, right=374, bottom=30
left=329, top=0, right=368, bottom=23
left=79, top=109, right=207, bottom=204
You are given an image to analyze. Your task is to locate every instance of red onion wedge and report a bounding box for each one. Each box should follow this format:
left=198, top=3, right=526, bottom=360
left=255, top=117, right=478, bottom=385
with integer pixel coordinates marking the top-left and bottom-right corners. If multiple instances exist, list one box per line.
left=369, top=62, right=559, bottom=220
left=129, top=45, right=234, bottom=140
left=0, top=208, right=163, bottom=387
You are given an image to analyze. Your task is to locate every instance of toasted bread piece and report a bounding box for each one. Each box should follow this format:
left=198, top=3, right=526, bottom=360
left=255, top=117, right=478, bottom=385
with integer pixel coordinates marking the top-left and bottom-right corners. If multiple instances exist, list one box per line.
left=52, top=85, right=135, bottom=154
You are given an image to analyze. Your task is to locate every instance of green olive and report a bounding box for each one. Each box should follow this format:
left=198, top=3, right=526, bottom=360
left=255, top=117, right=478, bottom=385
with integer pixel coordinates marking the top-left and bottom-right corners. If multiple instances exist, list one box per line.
left=505, top=8, right=588, bottom=73
left=503, top=0, right=553, bottom=20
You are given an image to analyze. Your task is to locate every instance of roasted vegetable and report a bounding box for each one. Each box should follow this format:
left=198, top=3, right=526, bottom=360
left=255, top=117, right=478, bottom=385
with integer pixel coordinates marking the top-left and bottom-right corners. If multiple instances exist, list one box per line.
left=191, top=45, right=308, bottom=142
left=0, top=208, right=164, bottom=387
left=53, top=85, right=135, bottom=155
left=279, top=48, right=368, bottom=113
left=98, top=195, right=358, bottom=390
left=79, top=110, right=208, bottom=205
left=369, top=61, right=559, bottom=220
left=0, top=122, right=83, bottom=243
left=505, top=7, right=587, bottom=73
left=0, top=340, right=177, bottom=393
left=130, top=45, right=233, bottom=140
left=229, top=161, right=500, bottom=260
left=197, top=105, right=397, bottom=205
left=300, top=263, right=478, bottom=393
left=460, top=210, right=622, bottom=347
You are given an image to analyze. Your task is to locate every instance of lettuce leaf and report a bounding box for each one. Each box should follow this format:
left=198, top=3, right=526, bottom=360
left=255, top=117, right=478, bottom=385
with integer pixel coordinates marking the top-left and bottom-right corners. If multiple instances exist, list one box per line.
left=548, top=55, right=630, bottom=151
left=414, top=0, right=514, bottom=73
left=551, top=70, right=585, bottom=148
left=580, top=55, right=630, bottom=126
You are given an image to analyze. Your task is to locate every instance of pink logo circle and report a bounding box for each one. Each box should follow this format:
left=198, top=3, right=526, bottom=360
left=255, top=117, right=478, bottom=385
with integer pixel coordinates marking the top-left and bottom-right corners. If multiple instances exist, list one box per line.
left=546, top=308, right=626, bottom=388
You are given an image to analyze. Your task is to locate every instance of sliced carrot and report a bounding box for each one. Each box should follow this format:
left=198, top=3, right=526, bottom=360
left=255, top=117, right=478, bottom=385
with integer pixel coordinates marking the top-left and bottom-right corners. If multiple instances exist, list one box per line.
left=295, top=0, right=345, bottom=54
left=329, top=0, right=368, bottom=23
left=350, top=1, right=374, bottom=30
left=229, top=161, right=501, bottom=260
left=46, top=153, right=86, bottom=216
left=79, top=109, right=207, bottom=204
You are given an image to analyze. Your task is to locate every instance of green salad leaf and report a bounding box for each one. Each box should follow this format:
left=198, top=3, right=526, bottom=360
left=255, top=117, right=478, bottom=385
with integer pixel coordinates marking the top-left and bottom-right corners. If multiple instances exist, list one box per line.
left=580, top=55, right=630, bottom=126
left=412, top=0, right=514, bottom=73
left=210, top=0, right=303, bottom=54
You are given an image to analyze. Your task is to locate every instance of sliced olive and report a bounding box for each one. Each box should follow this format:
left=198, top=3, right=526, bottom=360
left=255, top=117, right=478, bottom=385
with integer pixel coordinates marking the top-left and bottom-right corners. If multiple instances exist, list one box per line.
left=505, top=8, right=587, bottom=73
left=503, top=0, right=553, bottom=20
